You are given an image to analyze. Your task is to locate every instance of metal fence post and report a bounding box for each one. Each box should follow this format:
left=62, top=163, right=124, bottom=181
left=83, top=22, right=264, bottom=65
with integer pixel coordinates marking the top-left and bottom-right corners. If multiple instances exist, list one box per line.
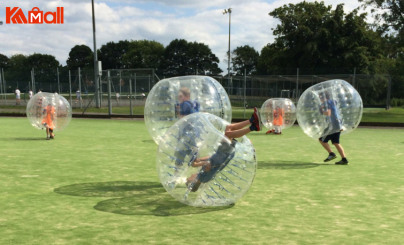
left=3, top=68, right=7, bottom=104
left=57, top=67, right=60, bottom=93
left=243, top=68, right=246, bottom=119
left=68, top=70, right=72, bottom=106
left=296, top=68, right=299, bottom=101
left=0, top=68, right=2, bottom=97
left=129, top=77, right=133, bottom=116
left=108, top=70, right=112, bottom=116
left=386, top=75, right=392, bottom=110
left=78, top=67, right=82, bottom=109
left=31, top=68, right=35, bottom=93
left=134, top=73, right=137, bottom=102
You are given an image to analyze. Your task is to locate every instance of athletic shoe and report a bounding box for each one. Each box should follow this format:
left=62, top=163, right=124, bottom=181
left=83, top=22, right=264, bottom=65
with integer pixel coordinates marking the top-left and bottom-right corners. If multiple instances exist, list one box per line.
left=250, top=123, right=259, bottom=131
left=252, top=107, right=261, bottom=131
left=46, top=137, right=50, bottom=140
left=266, top=130, right=273, bottom=134
left=252, top=107, right=259, bottom=123
left=249, top=114, right=255, bottom=123
left=324, top=153, right=337, bottom=162
left=335, top=159, right=349, bottom=165
left=50, top=135, right=54, bottom=139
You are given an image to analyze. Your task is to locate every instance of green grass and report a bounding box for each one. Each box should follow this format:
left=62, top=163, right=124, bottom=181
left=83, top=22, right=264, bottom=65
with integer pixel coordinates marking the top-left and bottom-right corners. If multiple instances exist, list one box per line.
left=361, top=107, right=404, bottom=123
left=2, top=105, right=404, bottom=123
left=0, top=117, right=403, bottom=244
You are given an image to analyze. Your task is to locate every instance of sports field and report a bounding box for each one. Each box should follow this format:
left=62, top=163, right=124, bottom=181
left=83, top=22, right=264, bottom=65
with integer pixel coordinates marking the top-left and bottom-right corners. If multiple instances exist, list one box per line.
left=0, top=117, right=403, bottom=244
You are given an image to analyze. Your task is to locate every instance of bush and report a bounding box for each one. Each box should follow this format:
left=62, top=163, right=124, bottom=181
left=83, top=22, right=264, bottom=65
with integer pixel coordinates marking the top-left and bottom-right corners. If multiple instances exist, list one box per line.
left=390, top=98, right=404, bottom=107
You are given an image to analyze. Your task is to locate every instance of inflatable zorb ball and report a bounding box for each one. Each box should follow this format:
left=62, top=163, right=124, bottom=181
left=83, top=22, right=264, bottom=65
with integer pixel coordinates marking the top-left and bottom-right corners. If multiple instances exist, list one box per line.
left=157, top=113, right=257, bottom=207
left=26, top=92, right=72, bottom=131
left=260, top=98, right=296, bottom=131
left=296, top=79, right=363, bottom=139
left=144, top=75, right=232, bottom=144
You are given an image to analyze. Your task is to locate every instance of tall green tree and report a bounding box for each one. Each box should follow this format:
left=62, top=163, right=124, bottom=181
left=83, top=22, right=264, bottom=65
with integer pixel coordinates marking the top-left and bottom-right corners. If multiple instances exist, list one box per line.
left=98, top=40, right=130, bottom=69
left=122, top=40, right=164, bottom=70
left=5, top=53, right=60, bottom=91
left=162, top=39, right=191, bottom=76
left=162, top=39, right=221, bottom=76
left=0, top=54, right=9, bottom=68
left=231, top=45, right=259, bottom=75
left=258, top=2, right=383, bottom=75
left=28, top=53, right=60, bottom=92
left=66, top=45, right=93, bottom=70
left=187, top=42, right=222, bottom=75
left=359, top=0, right=404, bottom=32
left=359, top=0, right=404, bottom=99
left=5, top=54, right=30, bottom=91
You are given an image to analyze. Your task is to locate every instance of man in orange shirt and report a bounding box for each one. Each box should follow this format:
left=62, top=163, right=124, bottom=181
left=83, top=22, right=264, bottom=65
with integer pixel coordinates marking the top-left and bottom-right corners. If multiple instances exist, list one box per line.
left=42, top=103, right=55, bottom=140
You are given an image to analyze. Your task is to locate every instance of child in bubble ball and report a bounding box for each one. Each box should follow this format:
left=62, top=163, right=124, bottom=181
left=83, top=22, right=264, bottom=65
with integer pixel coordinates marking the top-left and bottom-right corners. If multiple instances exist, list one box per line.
left=42, top=103, right=55, bottom=140
left=185, top=108, right=261, bottom=192
left=175, top=87, right=199, bottom=118
left=319, top=92, right=348, bottom=165
left=174, top=87, right=201, bottom=166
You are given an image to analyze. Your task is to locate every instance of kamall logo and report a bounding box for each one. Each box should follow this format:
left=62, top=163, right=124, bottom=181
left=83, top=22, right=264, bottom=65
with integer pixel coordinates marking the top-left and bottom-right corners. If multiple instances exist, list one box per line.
left=0, top=6, right=64, bottom=25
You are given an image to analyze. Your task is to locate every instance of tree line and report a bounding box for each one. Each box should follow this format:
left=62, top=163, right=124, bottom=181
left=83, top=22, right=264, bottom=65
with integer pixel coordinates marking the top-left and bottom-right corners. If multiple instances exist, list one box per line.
left=0, top=1, right=403, bottom=100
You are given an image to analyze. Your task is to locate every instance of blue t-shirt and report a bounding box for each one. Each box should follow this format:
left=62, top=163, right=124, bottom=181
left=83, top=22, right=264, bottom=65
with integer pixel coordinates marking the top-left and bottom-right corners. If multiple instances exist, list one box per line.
left=321, top=99, right=342, bottom=131
left=180, top=101, right=194, bottom=116
left=179, top=100, right=200, bottom=116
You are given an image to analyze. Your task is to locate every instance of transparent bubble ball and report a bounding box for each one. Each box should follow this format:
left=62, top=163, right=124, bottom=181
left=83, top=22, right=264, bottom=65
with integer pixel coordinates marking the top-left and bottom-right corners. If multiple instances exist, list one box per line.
left=296, top=79, right=363, bottom=139
left=157, top=112, right=257, bottom=207
left=144, top=76, right=232, bottom=144
left=26, top=92, right=72, bottom=131
left=260, top=98, right=296, bottom=130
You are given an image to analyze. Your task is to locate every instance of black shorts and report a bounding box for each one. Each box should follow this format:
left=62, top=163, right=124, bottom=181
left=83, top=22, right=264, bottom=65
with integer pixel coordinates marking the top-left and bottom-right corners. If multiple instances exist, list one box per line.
left=319, top=132, right=340, bottom=144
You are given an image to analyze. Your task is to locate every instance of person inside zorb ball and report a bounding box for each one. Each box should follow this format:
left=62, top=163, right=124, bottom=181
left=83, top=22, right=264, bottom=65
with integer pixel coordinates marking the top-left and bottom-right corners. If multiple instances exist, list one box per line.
left=26, top=92, right=72, bottom=140
left=157, top=111, right=260, bottom=207
left=296, top=79, right=363, bottom=165
left=144, top=75, right=232, bottom=144
left=260, top=98, right=296, bottom=135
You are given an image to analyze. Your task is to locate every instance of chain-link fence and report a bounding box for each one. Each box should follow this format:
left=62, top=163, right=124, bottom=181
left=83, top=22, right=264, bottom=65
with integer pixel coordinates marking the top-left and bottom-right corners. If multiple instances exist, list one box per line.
left=214, top=73, right=391, bottom=109
left=0, top=68, right=157, bottom=115
left=0, top=67, right=392, bottom=116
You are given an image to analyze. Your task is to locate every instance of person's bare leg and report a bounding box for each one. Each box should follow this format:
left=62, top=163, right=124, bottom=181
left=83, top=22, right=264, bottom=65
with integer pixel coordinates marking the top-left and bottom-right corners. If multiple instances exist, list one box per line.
left=333, top=143, right=346, bottom=158
left=225, top=127, right=251, bottom=139
left=225, top=120, right=250, bottom=131
left=46, top=127, right=50, bottom=138
left=319, top=140, right=333, bottom=153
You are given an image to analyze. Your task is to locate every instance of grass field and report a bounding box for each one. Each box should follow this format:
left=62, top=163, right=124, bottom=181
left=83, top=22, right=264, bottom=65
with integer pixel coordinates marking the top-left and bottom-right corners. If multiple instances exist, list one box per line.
left=1, top=105, right=404, bottom=123
left=0, top=117, right=403, bottom=244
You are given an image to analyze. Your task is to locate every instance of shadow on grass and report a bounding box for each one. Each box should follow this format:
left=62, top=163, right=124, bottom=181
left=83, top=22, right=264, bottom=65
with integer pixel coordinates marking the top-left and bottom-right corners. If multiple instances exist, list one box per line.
left=55, top=181, right=232, bottom=216
left=0, top=137, right=45, bottom=141
left=258, top=160, right=326, bottom=169
left=54, top=181, right=164, bottom=197
left=94, top=194, right=233, bottom=216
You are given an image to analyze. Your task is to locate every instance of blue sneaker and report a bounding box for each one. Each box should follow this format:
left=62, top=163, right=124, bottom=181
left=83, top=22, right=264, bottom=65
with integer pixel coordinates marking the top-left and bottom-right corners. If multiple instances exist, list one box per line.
left=250, top=123, right=260, bottom=131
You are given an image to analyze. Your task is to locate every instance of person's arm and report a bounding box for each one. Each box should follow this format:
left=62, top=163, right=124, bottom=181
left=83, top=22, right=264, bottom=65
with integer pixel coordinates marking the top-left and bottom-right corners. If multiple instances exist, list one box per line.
left=192, top=156, right=212, bottom=171
left=196, top=156, right=210, bottom=162
left=323, top=109, right=331, bottom=116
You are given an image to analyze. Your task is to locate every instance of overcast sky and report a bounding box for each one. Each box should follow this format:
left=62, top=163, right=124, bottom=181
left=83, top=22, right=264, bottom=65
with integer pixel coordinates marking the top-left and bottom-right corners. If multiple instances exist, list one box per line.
left=0, top=0, right=365, bottom=72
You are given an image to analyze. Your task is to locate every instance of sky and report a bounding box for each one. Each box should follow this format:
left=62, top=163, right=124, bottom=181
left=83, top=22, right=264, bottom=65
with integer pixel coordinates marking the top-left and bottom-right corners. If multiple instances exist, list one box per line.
left=0, top=0, right=366, bottom=73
